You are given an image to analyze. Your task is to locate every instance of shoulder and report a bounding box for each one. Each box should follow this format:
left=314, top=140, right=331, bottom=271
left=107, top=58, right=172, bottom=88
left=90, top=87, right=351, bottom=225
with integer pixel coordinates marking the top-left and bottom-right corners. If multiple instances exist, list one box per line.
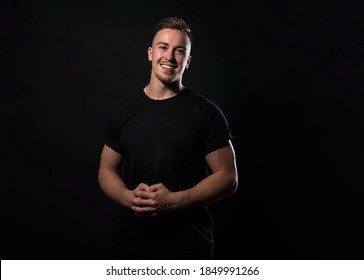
left=185, top=88, right=225, bottom=113
left=108, top=90, right=143, bottom=117
left=111, top=90, right=142, bottom=109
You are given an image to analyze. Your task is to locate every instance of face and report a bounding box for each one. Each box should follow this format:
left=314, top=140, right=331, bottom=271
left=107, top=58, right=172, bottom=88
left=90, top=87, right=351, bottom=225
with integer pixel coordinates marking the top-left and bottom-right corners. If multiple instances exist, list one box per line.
left=148, top=28, right=192, bottom=85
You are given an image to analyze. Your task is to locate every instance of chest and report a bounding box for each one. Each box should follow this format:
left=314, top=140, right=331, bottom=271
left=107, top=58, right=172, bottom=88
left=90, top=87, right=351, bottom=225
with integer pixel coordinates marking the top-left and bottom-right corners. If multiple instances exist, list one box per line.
left=119, top=105, right=204, bottom=153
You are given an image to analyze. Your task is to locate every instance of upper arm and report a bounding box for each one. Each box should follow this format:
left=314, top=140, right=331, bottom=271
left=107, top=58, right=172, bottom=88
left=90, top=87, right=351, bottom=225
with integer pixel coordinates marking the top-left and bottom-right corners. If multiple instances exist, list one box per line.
left=99, top=144, right=123, bottom=172
left=205, top=141, right=237, bottom=175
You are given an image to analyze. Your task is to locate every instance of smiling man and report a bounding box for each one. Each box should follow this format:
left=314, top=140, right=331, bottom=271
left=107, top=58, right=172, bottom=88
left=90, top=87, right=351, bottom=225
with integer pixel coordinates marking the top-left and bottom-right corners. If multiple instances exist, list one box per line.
left=98, top=16, right=238, bottom=260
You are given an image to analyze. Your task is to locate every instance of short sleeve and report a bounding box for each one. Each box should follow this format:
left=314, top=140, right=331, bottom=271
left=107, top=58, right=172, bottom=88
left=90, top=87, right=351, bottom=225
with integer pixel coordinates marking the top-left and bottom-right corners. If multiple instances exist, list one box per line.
left=103, top=106, right=124, bottom=155
left=203, top=103, right=233, bottom=156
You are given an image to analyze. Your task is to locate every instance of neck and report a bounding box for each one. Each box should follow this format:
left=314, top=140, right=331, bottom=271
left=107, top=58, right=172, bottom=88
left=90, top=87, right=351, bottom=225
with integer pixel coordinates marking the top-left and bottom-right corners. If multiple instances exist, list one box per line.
left=144, top=81, right=185, bottom=100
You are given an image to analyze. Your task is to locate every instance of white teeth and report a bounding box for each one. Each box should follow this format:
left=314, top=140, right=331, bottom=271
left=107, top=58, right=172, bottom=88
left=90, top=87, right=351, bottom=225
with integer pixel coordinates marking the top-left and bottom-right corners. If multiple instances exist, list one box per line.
left=161, top=65, right=173, bottom=69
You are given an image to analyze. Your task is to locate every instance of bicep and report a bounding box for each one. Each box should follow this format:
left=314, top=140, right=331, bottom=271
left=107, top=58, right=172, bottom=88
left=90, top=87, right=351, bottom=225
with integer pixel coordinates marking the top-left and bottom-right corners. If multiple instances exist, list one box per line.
left=99, top=144, right=123, bottom=172
left=205, top=141, right=237, bottom=174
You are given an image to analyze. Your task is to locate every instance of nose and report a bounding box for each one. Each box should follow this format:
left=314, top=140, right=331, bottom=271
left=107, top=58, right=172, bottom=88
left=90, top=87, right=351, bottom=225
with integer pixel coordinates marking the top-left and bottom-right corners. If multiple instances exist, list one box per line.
left=165, top=49, right=175, bottom=61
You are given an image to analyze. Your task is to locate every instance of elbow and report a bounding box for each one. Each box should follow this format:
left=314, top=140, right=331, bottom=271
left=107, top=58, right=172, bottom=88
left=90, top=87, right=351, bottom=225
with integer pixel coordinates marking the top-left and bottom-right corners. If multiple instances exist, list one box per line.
left=98, top=169, right=106, bottom=190
left=231, top=175, right=238, bottom=194
left=226, top=172, right=238, bottom=195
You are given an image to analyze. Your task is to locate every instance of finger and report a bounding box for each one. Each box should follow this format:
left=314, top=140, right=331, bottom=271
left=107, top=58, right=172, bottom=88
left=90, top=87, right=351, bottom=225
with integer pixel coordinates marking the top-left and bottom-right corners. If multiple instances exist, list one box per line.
left=132, top=197, right=155, bottom=207
left=149, top=185, right=160, bottom=192
left=135, top=183, right=150, bottom=191
left=132, top=206, right=156, bottom=215
left=133, top=191, right=156, bottom=200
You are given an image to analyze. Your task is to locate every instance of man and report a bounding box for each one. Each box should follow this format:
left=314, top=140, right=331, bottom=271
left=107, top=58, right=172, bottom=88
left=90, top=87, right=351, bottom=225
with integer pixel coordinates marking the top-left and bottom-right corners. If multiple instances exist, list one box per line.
left=98, top=16, right=238, bottom=259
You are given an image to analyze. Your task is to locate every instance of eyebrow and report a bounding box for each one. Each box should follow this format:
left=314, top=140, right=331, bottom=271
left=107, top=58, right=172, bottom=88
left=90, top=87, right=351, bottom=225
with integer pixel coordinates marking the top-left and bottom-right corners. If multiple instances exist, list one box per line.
left=156, top=41, right=187, bottom=50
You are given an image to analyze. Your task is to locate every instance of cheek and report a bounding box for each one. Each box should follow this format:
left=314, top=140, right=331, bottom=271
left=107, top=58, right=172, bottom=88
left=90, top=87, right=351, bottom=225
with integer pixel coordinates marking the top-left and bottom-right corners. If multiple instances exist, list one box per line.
left=150, top=51, right=162, bottom=62
left=180, top=58, right=189, bottom=67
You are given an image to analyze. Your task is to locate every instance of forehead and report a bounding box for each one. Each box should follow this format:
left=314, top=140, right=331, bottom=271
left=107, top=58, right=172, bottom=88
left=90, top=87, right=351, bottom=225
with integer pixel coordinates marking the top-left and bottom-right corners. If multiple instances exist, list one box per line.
left=152, top=28, right=191, bottom=48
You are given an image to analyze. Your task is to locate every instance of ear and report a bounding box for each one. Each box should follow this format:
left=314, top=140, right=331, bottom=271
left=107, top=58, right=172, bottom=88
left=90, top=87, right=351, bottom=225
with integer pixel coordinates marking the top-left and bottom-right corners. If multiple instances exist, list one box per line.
left=147, top=47, right=152, bottom=61
left=186, top=55, right=192, bottom=69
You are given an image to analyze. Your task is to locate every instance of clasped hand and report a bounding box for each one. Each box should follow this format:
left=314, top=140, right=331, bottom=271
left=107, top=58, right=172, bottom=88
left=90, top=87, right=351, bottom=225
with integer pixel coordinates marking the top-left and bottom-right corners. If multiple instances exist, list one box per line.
left=131, top=183, right=175, bottom=217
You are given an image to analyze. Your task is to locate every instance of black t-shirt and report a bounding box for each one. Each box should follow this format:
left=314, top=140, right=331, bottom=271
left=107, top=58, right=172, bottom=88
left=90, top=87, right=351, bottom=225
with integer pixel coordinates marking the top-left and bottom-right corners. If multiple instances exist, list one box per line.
left=104, top=88, right=232, bottom=259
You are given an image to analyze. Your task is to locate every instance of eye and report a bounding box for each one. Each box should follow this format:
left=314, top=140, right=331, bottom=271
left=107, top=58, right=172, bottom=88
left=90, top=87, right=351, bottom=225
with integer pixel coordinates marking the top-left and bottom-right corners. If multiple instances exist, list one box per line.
left=158, top=45, right=168, bottom=51
left=176, top=49, right=186, bottom=55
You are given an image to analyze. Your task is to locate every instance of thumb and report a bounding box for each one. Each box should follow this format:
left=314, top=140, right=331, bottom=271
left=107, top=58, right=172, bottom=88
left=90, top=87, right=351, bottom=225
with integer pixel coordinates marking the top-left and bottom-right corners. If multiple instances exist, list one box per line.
left=149, top=184, right=161, bottom=192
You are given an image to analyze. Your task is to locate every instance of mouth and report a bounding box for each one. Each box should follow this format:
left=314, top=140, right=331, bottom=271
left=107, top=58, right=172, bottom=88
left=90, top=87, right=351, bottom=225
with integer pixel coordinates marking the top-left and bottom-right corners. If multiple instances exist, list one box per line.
left=160, top=63, right=176, bottom=71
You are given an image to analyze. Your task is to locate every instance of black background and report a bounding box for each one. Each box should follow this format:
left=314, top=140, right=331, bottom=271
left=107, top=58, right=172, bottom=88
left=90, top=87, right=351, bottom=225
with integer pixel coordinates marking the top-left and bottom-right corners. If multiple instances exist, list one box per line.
left=1, top=0, right=363, bottom=260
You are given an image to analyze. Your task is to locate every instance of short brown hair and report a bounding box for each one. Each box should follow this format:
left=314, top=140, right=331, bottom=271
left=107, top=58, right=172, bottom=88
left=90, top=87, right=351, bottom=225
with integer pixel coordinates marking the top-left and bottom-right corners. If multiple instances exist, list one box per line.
left=153, top=16, right=193, bottom=44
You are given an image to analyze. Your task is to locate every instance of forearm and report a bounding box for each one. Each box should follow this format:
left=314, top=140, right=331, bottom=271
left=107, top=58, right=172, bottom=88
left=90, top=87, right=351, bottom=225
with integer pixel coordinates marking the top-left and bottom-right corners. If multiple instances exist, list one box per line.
left=98, top=168, right=133, bottom=209
left=174, top=169, right=237, bottom=209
